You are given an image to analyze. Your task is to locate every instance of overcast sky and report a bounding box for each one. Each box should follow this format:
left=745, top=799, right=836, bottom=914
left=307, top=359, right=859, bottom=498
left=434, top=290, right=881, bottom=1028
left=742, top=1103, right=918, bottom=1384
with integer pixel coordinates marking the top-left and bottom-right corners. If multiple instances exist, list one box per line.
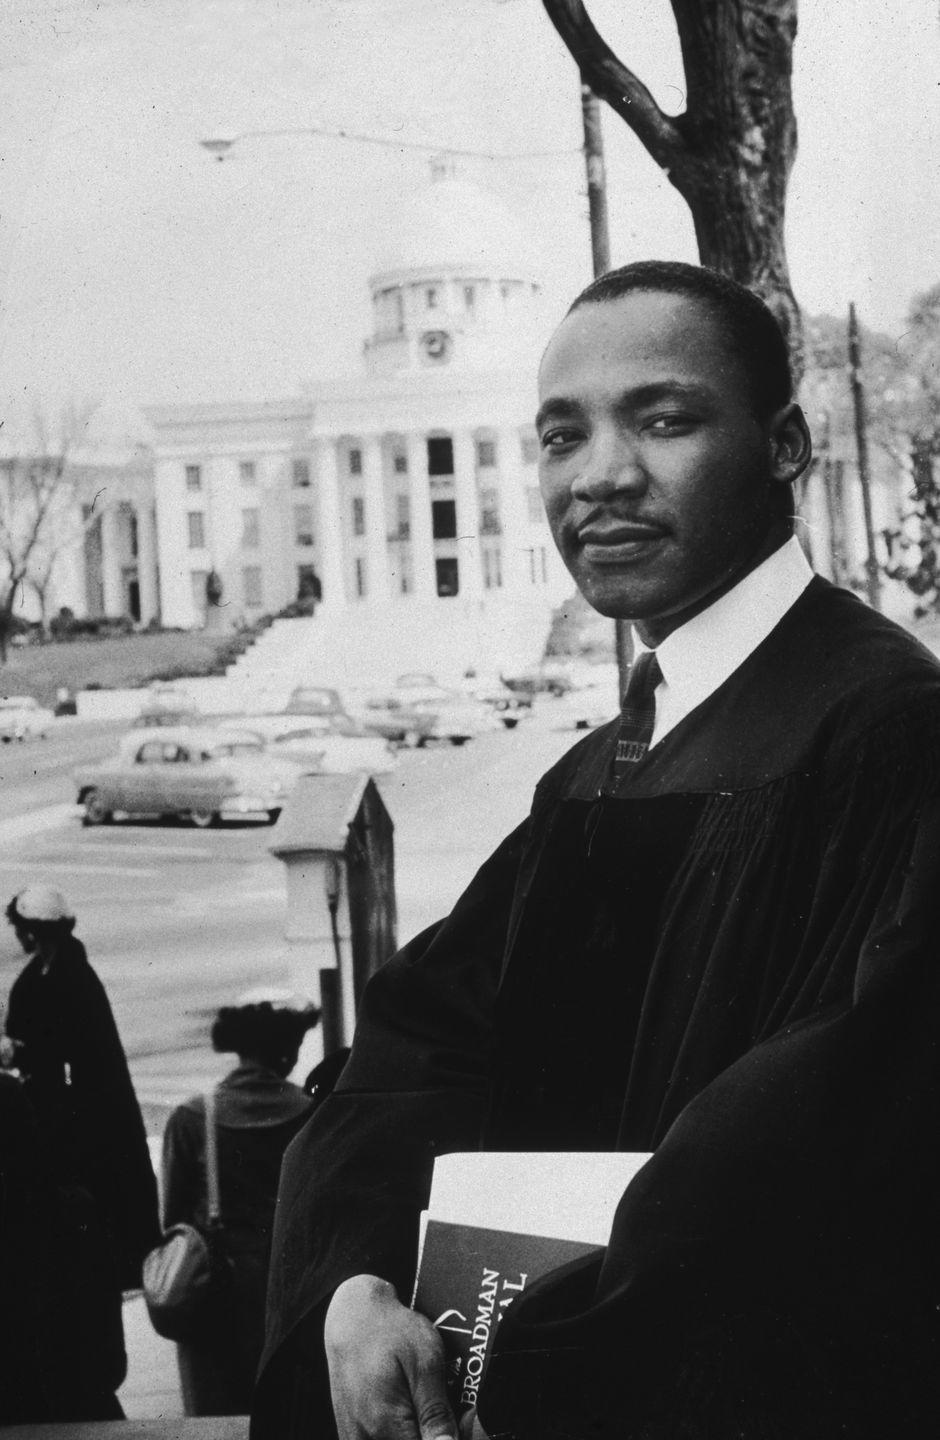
left=0, top=0, right=936, bottom=442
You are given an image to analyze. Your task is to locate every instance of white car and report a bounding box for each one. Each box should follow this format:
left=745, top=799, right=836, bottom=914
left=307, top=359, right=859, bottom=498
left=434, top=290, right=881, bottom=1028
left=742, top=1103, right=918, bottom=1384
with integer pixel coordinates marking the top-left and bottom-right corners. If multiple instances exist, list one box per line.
left=0, top=695, right=55, bottom=741
left=222, top=719, right=398, bottom=776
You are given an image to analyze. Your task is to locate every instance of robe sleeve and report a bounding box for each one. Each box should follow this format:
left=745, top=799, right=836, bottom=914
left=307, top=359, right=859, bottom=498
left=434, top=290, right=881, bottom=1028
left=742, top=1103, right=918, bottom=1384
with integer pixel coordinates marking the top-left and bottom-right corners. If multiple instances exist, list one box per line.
left=482, top=710, right=940, bottom=1439
left=252, top=819, right=532, bottom=1436
left=160, top=1103, right=203, bottom=1232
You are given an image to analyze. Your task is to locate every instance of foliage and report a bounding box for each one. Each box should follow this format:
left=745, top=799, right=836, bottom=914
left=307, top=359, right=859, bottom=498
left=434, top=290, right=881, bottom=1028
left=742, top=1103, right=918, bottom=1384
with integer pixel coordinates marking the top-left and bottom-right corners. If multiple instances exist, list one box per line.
left=878, top=286, right=940, bottom=613
left=0, top=402, right=98, bottom=661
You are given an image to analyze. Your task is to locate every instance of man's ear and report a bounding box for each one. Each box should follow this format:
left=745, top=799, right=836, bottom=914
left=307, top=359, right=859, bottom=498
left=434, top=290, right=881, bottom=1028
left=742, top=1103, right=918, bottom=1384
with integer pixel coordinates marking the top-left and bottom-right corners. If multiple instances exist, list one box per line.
left=769, top=402, right=812, bottom=483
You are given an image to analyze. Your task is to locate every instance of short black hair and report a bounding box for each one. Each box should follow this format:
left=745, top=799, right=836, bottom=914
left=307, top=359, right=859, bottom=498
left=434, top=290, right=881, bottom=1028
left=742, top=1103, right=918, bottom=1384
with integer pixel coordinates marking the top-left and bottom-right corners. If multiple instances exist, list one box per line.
left=211, top=1001, right=320, bottom=1070
left=567, top=261, right=793, bottom=420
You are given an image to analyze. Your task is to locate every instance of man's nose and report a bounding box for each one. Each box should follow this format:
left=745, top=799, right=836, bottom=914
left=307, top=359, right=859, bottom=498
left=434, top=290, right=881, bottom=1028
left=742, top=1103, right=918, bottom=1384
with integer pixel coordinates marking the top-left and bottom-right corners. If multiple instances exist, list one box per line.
left=570, top=430, right=647, bottom=500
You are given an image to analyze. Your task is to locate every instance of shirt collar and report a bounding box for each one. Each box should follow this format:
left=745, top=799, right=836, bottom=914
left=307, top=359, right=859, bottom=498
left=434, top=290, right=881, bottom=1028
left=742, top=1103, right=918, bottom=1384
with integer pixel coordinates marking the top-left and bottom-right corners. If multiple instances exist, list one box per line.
left=637, top=536, right=813, bottom=706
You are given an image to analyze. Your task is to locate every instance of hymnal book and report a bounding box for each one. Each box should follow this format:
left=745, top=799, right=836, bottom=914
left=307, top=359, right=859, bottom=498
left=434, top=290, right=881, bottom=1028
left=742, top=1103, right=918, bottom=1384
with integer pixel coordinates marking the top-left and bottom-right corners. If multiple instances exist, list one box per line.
left=411, top=1150, right=651, bottom=1417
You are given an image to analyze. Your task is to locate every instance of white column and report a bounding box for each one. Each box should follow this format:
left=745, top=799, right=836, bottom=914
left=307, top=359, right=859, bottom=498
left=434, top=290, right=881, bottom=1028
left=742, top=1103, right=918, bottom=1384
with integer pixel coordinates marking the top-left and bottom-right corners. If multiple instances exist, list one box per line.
left=452, top=429, right=483, bottom=602
left=100, top=505, right=124, bottom=617
left=316, top=438, right=347, bottom=609
left=136, top=503, right=160, bottom=624
left=496, top=427, right=531, bottom=592
left=405, top=432, right=436, bottom=597
left=362, top=435, right=390, bottom=603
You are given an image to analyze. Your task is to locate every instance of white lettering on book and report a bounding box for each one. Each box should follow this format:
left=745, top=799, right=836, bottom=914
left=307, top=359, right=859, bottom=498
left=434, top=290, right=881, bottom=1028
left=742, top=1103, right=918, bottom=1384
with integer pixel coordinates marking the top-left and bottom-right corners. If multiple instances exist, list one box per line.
left=460, top=1268, right=530, bottom=1408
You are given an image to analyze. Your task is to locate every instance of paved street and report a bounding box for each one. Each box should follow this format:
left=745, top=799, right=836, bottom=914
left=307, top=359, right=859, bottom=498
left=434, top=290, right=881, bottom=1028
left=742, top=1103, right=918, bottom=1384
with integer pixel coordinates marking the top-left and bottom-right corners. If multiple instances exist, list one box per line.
left=0, top=704, right=600, bottom=1128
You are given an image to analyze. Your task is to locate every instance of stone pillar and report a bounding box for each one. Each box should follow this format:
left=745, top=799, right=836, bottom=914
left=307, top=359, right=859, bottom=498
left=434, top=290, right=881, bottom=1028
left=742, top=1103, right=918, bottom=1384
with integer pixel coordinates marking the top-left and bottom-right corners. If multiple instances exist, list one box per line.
left=99, top=505, right=124, bottom=617
left=405, top=432, right=436, bottom=597
left=496, top=426, right=531, bottom=592
left=452, top=429, right=483, bottom=602
left=362, top=435, right=390, bottom=603
left=316, top=437, right=347, bottom=609
left=136, top=503, right=160, bottom=624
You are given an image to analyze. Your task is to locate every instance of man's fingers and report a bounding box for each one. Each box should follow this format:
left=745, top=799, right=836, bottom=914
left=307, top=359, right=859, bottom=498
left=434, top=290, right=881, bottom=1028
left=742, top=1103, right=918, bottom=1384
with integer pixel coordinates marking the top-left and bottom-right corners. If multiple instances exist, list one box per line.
left=410, top=1347, right=457, bottom=1440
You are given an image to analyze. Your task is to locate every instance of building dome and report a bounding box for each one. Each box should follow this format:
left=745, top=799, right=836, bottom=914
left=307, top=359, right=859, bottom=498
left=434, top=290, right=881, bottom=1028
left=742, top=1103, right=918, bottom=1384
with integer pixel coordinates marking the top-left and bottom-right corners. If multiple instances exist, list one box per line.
left=372, top=166, right=538, bottom=283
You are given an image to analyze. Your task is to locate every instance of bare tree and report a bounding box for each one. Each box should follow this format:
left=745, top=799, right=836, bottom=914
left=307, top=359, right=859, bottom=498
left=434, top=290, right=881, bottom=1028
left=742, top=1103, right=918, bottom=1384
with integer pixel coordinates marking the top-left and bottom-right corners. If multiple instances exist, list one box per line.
left=542, top=0, right=803, bottom=369
left=0, top=401, right=98, bottom=662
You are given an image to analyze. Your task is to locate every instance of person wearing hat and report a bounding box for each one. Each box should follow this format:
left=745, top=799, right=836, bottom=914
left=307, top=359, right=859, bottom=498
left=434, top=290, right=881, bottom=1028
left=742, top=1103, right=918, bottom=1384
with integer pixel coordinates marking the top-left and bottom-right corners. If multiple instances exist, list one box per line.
left=2, top=885, right=160, bottom=1300
left=159, top=991, right=320, bottom=1416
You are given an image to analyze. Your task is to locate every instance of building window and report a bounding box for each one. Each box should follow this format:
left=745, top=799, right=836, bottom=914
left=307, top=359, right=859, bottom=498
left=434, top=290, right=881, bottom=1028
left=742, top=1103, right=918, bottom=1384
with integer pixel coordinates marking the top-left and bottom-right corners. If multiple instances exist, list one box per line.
left=190, top=570, right=208, bottom=614
left=483, top=546, right=503, bottom=590
left=426, top=286, right=439, bottom=309
left=242, top=566, right=263, bottom=608
left=239, top=460, right=257, bottom=484
left=292, top=458, right=311, bottom=488
left=540, top=546, right=548, bottom=583
left=187, top=512, right=205, bottom=549
left=293, top=504, right=315, bottom=547
left=348, top=448, right=363, bottom=476
left=464, top=285, right=476, bottom=311
left=476, top=438, right=497, bottom=468
left=185, top=464, right=202, bottom=493
left=427, top=437, right=454, bottom=476
left=129, top=512, right=139, bottom=558
left=393, top=452, right=408, bottom=475
left=354, top=557, right=367, bottom=598
left=480, top=487, right=501, bottom=535
left=520, top=432, right=539, bottom=465
left=526, top=486, right=545, bottom=523
left=395, top=493, right=411, bottom=539
left=431, top=498, right=457, bottom=540
left=435, top=557, right=459, bottom=597
left=241, top=508, right=260, bottom=549
left=501, top=282, right=511, bottom=301
left=398, top=553, right=413, bottom=595
left=297, top=564, right=321, bottom=602
left=351, top=496, right=366, bottom=537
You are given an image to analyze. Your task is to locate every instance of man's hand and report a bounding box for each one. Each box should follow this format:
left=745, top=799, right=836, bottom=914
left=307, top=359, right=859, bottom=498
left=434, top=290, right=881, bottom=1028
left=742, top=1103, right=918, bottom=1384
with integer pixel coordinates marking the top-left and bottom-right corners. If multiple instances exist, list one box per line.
left=325, top=1273, right=457, bottom=1440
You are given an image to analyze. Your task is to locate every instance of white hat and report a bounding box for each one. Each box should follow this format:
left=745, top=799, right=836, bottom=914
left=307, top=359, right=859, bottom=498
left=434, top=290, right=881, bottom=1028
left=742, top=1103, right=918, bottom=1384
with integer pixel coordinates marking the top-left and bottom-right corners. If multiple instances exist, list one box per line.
left=15, top=885, right=75, bottom=923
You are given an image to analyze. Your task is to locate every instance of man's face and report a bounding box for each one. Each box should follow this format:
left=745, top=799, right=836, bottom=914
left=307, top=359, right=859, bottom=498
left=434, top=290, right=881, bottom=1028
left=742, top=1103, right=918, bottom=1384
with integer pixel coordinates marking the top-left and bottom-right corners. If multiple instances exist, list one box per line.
left=536, top=290, right=796, bottom=643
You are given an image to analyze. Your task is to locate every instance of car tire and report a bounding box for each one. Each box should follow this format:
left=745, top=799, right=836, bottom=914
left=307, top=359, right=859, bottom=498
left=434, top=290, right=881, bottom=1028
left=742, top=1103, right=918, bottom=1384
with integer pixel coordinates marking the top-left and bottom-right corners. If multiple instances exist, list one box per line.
left=83, top=789, right=112, bottom=826
left=190, top=809, right=217, bottom=829
left=450, top=736, right=469, bottom=746
left=502, top=716, right=519, bottom=729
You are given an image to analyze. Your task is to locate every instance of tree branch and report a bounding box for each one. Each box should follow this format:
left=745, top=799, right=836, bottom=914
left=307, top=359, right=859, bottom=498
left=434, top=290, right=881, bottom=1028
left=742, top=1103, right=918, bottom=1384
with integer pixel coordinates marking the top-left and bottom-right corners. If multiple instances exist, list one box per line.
left=541, top=0, right=685, bottom=171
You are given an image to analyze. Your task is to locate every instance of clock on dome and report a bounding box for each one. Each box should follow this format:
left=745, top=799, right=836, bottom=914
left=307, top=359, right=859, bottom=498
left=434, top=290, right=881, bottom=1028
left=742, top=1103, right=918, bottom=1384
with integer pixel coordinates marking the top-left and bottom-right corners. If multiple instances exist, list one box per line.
left=420, top=329, right=452, bottom=363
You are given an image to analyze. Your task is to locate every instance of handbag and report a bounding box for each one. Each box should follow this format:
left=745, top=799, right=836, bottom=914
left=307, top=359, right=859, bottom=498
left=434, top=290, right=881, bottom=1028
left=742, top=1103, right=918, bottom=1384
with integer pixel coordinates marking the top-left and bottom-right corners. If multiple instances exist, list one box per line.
left=142, top=1088, right=231, bottom=1341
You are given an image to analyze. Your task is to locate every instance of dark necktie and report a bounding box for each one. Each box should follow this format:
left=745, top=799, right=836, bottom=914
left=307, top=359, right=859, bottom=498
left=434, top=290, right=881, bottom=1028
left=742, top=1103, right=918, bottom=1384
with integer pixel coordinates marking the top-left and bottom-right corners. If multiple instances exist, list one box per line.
left=611, top=650, right=663, bottom=780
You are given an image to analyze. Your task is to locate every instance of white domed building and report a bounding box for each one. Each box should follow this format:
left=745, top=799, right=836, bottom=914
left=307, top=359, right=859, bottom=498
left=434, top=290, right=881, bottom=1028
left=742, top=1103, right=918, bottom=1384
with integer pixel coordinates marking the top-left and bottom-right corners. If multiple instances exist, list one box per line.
left=145, top=165, right=573, bottom=687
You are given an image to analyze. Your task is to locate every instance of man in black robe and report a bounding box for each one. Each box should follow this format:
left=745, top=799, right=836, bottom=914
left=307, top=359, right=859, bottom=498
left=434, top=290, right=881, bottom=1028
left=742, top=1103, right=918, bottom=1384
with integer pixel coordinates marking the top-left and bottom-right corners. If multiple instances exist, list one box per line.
left=252, top=262, right=940, bottom=1439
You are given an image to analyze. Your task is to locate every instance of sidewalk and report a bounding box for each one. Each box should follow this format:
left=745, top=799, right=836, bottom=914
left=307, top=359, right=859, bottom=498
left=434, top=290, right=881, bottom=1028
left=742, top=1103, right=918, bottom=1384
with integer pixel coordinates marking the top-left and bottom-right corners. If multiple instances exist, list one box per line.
left=121, top=1293, right=184, bottom=1420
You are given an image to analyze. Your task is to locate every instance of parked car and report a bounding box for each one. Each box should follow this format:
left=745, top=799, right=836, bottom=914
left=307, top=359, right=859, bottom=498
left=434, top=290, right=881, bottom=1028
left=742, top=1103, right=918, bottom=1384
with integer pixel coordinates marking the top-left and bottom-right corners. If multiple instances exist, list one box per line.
left=133, top=685, right=201, bottom=729
left=352, top=695, right=438, bottom=747
left=556, top=665, right=619, bottom=730
left=378, top=677, right=496, bottom=745
left=0, top=695, right=55, bottom=741
left=74, top=727, right=301, bottom=827
left=282, top=686, right=362, bottom=735
left=221, top=720, right=398, bottom=776
left=500, top=662, right=575, bottom=699
left=454, top=673, right=533, bottom=728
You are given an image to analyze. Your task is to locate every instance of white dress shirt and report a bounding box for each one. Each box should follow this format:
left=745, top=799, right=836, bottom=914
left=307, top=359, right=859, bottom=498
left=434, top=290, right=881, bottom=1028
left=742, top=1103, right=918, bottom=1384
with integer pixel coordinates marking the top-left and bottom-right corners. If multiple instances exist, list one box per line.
left=639, top=536, right=814, bottom=748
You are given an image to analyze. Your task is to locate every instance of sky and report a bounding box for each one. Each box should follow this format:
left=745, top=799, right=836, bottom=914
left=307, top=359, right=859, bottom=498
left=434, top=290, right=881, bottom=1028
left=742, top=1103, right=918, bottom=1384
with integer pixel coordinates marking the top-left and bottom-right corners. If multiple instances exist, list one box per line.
left=0, top=0, right=937, bottom=443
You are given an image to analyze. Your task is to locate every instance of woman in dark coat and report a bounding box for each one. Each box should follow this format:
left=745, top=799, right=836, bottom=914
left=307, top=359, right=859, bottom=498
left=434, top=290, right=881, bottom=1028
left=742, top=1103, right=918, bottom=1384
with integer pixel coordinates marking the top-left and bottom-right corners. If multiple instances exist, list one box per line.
left=3, top=885, right=160, bottom=1292
left=161, top=994, right=319, bottom=1416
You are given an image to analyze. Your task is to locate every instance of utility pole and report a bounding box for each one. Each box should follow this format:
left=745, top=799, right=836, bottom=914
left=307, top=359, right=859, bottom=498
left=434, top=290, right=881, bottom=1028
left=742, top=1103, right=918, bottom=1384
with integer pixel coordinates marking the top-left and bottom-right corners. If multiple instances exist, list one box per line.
left=580, top=79, right=634, bottom=692
left=847, top=303, right=882, bottom=613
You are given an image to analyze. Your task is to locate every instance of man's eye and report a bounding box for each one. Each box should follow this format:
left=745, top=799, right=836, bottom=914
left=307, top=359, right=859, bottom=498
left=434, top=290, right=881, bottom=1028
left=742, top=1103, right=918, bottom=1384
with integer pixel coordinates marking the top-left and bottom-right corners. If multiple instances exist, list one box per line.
left=540, top=428, right=582, bottom=451
left=645, top=413, right=696, bottom=435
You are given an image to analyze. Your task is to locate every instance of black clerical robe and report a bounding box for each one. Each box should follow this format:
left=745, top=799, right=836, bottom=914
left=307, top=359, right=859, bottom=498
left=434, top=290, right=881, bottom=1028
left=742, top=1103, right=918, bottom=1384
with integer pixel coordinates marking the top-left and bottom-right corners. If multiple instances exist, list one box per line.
left=253, top=578, right=940, bottom=1438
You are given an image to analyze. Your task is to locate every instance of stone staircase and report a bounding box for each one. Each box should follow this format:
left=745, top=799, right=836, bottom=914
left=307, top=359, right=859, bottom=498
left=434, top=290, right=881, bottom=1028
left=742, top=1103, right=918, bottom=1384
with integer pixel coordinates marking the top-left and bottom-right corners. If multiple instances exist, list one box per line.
left=226, top=596, right=552, bottom=699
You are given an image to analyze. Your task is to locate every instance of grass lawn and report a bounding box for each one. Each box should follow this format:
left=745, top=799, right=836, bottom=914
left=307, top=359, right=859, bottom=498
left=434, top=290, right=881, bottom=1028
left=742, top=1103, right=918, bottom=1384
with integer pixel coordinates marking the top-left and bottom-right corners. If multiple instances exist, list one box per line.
left=0, top=631, right=246, bottom=706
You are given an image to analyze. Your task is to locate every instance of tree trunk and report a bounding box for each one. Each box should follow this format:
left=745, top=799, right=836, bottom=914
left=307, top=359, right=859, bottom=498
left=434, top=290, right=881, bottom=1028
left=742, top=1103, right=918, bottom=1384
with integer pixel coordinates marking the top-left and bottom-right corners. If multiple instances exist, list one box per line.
left=542, top=0, right=803, bottom=377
